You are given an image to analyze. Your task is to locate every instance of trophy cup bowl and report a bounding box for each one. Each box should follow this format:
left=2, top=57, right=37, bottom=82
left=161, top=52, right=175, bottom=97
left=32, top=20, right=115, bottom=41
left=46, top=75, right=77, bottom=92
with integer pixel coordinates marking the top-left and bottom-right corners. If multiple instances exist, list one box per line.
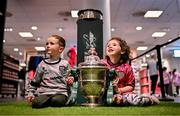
left=79, top=64, right=107, bottom=106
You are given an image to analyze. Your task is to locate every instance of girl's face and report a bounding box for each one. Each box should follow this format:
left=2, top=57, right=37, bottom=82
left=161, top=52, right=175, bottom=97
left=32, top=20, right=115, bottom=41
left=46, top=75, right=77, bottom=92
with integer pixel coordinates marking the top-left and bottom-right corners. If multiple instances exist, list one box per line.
left=46, top=37, right=64, bottom=58
left=106, top=39, right=124, bottom=57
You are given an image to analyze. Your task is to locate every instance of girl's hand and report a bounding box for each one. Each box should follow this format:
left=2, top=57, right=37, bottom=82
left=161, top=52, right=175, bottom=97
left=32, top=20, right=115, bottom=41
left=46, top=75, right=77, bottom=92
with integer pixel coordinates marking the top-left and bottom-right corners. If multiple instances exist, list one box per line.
left=112, top=78, right=122, bottom=94
left=66, top=76, right=74, bottom=85
left=112, top=78, right=119, bottom=87
left=113, top=86, right=122, bottom=94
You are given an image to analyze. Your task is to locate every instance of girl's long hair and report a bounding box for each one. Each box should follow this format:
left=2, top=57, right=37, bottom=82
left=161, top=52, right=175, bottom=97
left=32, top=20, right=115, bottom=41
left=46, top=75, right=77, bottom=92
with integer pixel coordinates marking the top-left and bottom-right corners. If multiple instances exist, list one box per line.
left=106, top=37, right=131, bottom=64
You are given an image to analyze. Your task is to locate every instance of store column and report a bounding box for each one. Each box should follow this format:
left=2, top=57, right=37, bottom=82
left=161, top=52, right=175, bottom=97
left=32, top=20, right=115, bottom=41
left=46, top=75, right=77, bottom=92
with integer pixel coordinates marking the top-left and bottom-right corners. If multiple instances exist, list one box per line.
left=81, top=0, right=111, bottom=55
left=102, top=0, right=111, bottom=54
left=75, top=0, right=111, bottom=104
left=0, top=0, right=7, bottom=79
left=76, top=9, right=103, bottom=104
left=77, top=9, right=103, bottom=64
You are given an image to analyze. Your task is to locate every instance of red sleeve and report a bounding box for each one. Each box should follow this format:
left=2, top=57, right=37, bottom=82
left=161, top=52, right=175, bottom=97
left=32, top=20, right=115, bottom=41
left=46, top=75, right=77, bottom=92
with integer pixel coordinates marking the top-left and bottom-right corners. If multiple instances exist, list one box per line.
left=125, top=65, right=135, bottom=88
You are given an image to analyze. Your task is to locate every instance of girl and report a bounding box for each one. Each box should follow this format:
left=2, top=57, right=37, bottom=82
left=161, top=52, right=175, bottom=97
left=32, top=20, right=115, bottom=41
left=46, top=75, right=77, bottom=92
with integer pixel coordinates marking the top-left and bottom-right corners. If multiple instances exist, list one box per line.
left=101, top=37, right=159, bottom=106
left=26, top=35, right=74, bottom=108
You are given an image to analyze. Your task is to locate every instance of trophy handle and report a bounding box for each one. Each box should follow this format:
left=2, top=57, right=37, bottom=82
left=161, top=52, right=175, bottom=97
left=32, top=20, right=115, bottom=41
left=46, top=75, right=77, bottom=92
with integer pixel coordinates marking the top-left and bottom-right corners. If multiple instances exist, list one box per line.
left=107, top=69, right=117, bottom=81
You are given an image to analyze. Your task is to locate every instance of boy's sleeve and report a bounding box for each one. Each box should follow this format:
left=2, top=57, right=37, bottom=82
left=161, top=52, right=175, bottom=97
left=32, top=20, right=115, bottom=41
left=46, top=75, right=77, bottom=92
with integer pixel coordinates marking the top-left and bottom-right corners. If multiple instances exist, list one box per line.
left=66, top=63, right=72, bottom=76
left=26, top=62, right=43, bottom=97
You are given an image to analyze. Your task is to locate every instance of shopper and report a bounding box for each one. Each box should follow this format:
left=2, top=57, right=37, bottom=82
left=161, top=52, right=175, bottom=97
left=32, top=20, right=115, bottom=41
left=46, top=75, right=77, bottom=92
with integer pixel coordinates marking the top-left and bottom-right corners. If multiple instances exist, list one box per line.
left=146, top=54, right=159, bottom=95
left=172, top=69, right=180, bottom=96
left=162, top=67, right=171, bottom=96
left=26, top=35, right=74, bottom=108
left=67, top=45, right=76, bottom=68
left=18, top=66, right=26, bottom=97
left=101, top=37, right=159, bottom=106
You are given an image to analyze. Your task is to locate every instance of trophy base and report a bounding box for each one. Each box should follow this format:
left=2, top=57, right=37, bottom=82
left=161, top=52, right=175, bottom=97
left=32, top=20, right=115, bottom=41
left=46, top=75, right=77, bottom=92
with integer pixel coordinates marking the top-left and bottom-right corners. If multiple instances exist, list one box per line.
left=81, top=103, right=102, bottom=107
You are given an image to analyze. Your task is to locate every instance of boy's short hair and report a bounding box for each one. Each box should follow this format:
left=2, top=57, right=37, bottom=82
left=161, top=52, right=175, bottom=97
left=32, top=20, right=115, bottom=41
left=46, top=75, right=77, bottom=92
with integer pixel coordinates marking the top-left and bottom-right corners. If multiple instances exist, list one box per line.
left=51, top=35, right=66, bottom=48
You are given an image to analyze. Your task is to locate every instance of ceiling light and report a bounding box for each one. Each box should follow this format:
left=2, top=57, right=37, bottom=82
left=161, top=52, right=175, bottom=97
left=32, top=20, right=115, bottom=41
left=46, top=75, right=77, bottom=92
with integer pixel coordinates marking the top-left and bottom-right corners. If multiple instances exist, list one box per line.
left=161, top=27, right=170, bottom=32
left=144, top=10, right=163, bottom=18
left=35, top=47, right=45, bottom=51
left=152, top=32, right=166, bottom=37
left=4, top=27, right=13, bottom=32
left=37, top=37, right=41, bottom=41
left=111, top=28, right=115, bottom=32
left=19, top=32, right=33, bottom=37
left=137, top=46, right=148, bottom=51
left=168, top=39, right=172, bottom=42
left=71, top=10, right=78, bottom=18
left=31, top=26, right=38, bottom=30
left=3, top=40, right=5, bottom=43
left=146, top=54, right=150, bottom=57
left=58, top=27, right=63, bottom=31
left=136, top=26, right=143, bottom=31
left=13, top=48, right=19, bottom=52
left=19, top=52, right=23, bottom=55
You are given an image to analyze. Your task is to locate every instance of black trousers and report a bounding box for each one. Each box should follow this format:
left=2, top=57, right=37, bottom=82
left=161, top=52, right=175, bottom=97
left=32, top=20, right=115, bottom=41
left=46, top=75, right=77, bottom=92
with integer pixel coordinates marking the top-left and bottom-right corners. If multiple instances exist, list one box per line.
left=32, top=94, right=67, bottom=108
left=164, top=84, right=169, bottom=95
left=176, top=86, right=180, bottom=95
left=150, top=74, right=158, bottom=95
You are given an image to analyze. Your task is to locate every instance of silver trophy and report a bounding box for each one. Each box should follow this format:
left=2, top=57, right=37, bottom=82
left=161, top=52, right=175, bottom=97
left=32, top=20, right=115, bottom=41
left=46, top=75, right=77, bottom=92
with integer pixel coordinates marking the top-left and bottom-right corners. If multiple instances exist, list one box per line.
left=78, top=48, right=107, bottom=106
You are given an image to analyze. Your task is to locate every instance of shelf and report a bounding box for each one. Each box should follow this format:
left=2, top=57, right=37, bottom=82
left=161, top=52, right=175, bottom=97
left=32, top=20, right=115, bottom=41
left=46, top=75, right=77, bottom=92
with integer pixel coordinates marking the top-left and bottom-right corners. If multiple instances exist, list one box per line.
left=3, top=62, right=19, bottom=71
left=2, top=77, right=19, bottom=82
left=0, top=53, right=19, bottom=98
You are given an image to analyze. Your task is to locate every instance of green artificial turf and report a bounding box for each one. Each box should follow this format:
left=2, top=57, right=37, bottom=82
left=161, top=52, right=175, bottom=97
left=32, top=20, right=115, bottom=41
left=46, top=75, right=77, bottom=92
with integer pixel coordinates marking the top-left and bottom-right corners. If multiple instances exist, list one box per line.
left=0, top=101, right=180, bottom=115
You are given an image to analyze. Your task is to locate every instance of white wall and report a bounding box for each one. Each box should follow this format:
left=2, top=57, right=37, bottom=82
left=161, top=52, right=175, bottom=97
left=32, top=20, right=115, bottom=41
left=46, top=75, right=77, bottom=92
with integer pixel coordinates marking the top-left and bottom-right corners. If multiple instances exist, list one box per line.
left=163, top=57, right=180, bottom=72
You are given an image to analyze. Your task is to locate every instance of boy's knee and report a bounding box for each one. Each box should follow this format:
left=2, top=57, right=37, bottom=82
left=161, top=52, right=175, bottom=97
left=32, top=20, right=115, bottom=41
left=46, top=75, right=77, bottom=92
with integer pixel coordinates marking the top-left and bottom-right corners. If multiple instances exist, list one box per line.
left=32, top=99, right=47, bottom=108
left=31, top=95, right=50, bottom=108
left=51, top=95, right=67, bottom=107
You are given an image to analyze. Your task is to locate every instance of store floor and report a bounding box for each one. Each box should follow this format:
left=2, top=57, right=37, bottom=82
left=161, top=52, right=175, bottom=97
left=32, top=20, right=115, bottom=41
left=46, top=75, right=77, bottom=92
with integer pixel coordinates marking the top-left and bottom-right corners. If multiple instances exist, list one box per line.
left=0, top=100, right=180, bottom=115
left=0, top=95, right=25, bottom=103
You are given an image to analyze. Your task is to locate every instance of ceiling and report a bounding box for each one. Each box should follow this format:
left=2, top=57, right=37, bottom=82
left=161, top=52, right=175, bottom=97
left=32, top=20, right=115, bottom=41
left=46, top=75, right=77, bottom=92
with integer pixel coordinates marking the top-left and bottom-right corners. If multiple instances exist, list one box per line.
left=3, top=0, right=180, bottom=61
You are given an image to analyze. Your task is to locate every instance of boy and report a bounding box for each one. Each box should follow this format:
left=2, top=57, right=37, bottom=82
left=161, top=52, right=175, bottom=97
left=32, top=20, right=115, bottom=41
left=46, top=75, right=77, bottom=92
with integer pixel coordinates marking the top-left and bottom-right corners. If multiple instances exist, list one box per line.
left=26, top=35, right=74, bottom=108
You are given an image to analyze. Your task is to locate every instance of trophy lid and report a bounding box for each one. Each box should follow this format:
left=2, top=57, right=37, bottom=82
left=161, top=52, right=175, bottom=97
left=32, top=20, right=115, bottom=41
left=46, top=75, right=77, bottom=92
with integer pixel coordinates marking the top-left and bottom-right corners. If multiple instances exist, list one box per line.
left=78, top=48, right=106, bottom=69
left=78, top=9, right=103, bottom=20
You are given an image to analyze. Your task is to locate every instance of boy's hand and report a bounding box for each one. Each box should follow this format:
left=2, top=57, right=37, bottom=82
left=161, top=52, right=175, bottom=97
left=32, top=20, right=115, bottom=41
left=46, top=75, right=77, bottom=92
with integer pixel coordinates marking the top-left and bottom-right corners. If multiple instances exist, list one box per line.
left=27, top=96, right=34, bottom=104
left=66, top=76, right=74, bottom=85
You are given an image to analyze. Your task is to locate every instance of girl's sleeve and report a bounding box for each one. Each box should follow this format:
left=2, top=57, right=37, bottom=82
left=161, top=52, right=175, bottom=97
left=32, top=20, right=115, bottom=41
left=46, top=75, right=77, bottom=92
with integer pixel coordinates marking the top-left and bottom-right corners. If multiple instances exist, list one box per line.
left=126, top=66, right=135, bottom=88
left=26, top=62, right=44, bottom=97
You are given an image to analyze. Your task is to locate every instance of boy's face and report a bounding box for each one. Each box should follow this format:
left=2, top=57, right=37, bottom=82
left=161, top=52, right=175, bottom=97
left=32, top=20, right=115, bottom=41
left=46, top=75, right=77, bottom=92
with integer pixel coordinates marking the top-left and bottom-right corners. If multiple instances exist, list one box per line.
left=46, top=37, right=64, bottom=58
left=106, top=40, right=124, bottom=57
